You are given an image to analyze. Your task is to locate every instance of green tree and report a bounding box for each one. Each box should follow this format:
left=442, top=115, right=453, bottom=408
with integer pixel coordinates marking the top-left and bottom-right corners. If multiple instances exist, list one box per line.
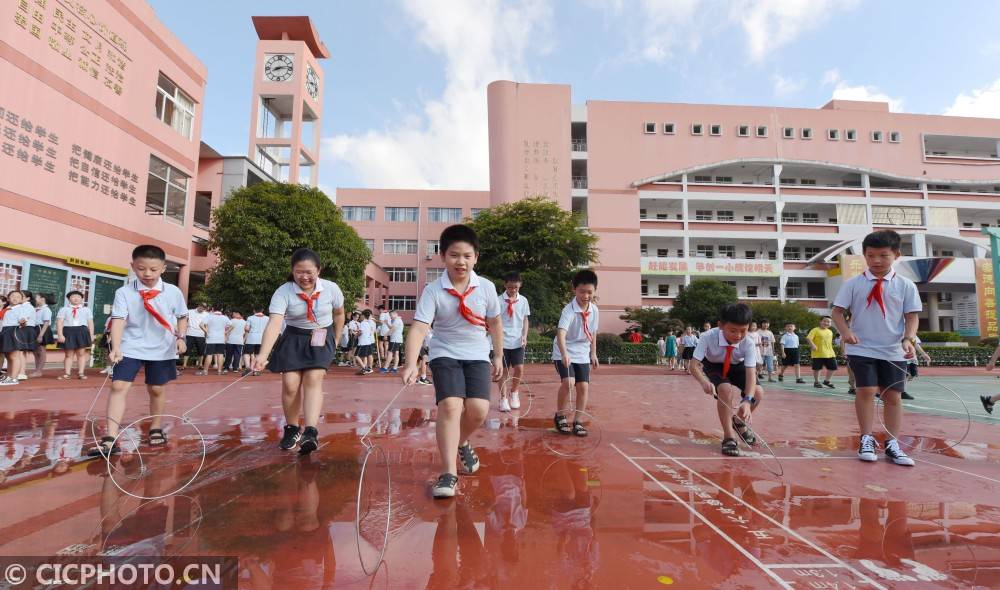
left=467, top=197, right=598, bottom=328
left=619, top=307, right=682, bottom=338
left=749, top=301, right=822, bottom=334
left=669, top=279, right=738, bottom=327
left=203, top=182, right=371, bottom=313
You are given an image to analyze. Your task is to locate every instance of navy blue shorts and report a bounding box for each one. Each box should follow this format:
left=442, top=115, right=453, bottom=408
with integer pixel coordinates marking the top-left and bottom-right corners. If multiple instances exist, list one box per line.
left=112, top=357, right=178, bottom=386
left=429, top=357, right=492, bottom=404
left=553, top=360, right=591, bottom=383
left=503, top=347, right=525, bottom=367
left=847, top=355, right=907, bottom=393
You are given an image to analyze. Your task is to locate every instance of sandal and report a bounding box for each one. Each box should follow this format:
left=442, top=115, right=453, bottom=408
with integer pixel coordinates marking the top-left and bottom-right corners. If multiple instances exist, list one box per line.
left=572, top=421, right=589, bottom=437
left=732, top=416, right=757, bottom=446
left=88, top=436, right=120, bottom=458
left=57, top=374, right=73, bottom=380
left=554, top=413, right=572, bottom=435
left=721, top=437, right=740, bottom=457
left=148, top=429, right=167, bottom=446
left=77, top=373, right=88, bottom=380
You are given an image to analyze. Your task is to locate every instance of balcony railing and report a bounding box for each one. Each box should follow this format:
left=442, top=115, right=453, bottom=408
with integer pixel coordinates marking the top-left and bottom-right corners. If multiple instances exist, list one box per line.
left=571, top=139, right=587, bottom=152
left=572, top=176, right=588, bottom=189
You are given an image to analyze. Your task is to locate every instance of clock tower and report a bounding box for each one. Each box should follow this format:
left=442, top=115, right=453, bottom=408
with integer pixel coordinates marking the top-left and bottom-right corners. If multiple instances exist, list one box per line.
left=247, top=16, right=329, bottom=186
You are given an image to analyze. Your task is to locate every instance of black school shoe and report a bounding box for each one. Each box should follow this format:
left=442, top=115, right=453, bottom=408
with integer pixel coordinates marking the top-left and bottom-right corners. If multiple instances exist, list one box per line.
left=823, top=381, right=835, bottom=389
left=981, top=395, right=995, bottom=414
left=298, top=426, right=319, bottom=455
left=279, top=425, right=301, bottom=450
left=900, top=392, right=915, bottom=400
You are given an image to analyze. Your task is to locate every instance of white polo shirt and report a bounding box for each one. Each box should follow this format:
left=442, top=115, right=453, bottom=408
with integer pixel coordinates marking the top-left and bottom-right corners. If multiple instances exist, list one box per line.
left=500, top=292, right=530, bottom=350
left=35, top=306, right=52, bottom=326
left=358, top=318, right=376, bottom=346
left=227, top=318, right=247, bottom=345
left=186, top=309, right=206, bottom=337
left=268, top=279, right=344, bottom=329
left=348, top=319, right=360, bottom=336
left=551, top=298, right=599, bottom=364
left=203, top=312, right=230, bottom=345
left=693, top=327, right=758, bottom=367
left=378, top=312, right=391, bottom=337
left=833, top=268, right=921, bottom=361
left=681, top=334, right=699, bottom=348
left=389, top=317, right=404, bottom=343
left=2, top=304, right=26, bottom=327
left=246, top=313, right=268, bottom=345
left=56, top=305, right=93, bottom=328
left=413, top=270, right=501, bottom=362
left=16, top=302, right=35, bottom=326
left=110, top=279, right=188, bottom=361
left=780, top=331, right=799, bottom=349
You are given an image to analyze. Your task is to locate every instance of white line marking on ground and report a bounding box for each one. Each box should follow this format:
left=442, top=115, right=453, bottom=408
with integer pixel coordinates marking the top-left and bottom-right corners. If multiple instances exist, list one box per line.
left=645, top=441, right=889, bottom=590
left=611, top=443, right=794, bottom=590
left=913, top=456, right=1000, bottom=485
left=628, top=455, right=858, bottom=461
left=764, top=564, right=849, bottom=569
left=786, top=389, right=997, bottom=421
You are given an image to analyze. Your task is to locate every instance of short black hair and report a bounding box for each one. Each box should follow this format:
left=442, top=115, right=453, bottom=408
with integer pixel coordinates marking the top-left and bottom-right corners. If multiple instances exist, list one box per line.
left=572, top=269, right=598, bottom=288
left=821, top=315, right=832, bottom=320
left=439, top=224, right=479, bottom=255
left=290, top=247, right=321, bottom=269
left=21, top=290, right=32, bottom=303
left=362, top=309, right=372, bottom=318
left=502, top=271, right=522, bottom=283
left=377, top=304, right=385, bottom=310
left=66, top=290, right=84, bottom=300
left=759, top=319, right=769, bottom=324
left=132, top=244, right=166, bottom=261
left=862, top=230, right=901, bottom=252
left=719, top=303, right=752, bottom=326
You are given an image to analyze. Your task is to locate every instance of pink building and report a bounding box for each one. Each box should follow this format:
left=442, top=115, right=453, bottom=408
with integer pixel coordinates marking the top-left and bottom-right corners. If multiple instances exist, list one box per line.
left=340, top=81, right=1000, bottom=336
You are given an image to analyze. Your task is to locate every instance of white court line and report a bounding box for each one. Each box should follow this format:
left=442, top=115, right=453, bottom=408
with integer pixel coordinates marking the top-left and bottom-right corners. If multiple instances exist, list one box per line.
left=627, top=455, right=858, bottom=461
left=645, top=442, right=889, bottom=590
left=764, top=564, right=848, bottom=569
left=796, top=389, right=997, bottom=422
left=913, top=456, right=1000, bottom=485
left=611, top=443, right=795, bottom=590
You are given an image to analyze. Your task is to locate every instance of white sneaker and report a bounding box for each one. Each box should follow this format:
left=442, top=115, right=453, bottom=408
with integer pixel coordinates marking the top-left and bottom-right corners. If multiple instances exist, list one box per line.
left=858, top=434, right=878, bottom=462
left=499, top=397, right=511, bottom=412
left=510, top=391, right=521, bottom=409
left=18, top=374, right=27, bottom=380
left=885, top=439, right=915, bottom=466
left=0, top=377, right=18, bottom=386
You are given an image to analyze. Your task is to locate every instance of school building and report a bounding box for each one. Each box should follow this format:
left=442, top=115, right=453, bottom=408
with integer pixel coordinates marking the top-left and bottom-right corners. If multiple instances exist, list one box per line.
left=339, top=82, right=1000, bottom=336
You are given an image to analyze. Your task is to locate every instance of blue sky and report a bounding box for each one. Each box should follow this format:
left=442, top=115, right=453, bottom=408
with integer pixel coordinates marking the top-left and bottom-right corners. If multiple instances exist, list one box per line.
left=149, top=0, right=1000, bottom=196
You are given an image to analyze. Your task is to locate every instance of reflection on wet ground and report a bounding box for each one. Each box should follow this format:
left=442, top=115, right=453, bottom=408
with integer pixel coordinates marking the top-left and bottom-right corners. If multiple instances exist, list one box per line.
left=0, top=368, right=998, bottom=588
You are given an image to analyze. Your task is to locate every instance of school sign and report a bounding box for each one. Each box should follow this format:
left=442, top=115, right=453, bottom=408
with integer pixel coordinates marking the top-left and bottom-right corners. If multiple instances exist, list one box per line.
left=641, top=257, right=780, bottom=277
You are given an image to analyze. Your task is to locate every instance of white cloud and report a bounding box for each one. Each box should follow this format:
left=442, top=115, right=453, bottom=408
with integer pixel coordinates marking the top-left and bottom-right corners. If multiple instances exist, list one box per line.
left=771, top=74, right=806, bottom=96
left=943, top=78, right=1000, bottom=118
left=323, top=0, right=552, bottom=189
left=730, top=0, right=860, bottom=62
left=822, top=68, right=904, bottom=112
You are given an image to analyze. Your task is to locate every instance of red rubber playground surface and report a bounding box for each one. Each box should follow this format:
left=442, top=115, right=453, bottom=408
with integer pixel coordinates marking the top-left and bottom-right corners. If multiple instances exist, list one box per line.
left=0, top=364, right=998, bottom=589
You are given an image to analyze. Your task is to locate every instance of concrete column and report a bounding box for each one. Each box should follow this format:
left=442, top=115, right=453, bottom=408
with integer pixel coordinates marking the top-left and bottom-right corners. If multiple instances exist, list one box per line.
left=927, top=294, right=940, bottom=331
left=912, top=232, right=927, bottom=257
left=177, top=265, right=190, bottom=300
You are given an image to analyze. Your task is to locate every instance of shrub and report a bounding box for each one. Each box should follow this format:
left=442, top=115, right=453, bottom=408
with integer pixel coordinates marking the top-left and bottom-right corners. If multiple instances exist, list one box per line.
left=916, top=331, right=962, bottom=343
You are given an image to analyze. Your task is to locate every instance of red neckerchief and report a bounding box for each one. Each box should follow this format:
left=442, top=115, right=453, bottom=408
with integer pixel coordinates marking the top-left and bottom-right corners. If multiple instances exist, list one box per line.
left=579, top=306, right=594, bottom=342
left=139, top=290, right=173, bottom=333
left=446, top=286, right=486, bottom=327
left=722, top=344, right=735, bottom=375
left=297, top=291, right=321, bottom=323
left=506, top=294, right=518, bottom=319
left=71, top=305, right=81, bottom=319
left=0, top=307, right=7, bottom=320
left=866, top=275, right=888, bottom=317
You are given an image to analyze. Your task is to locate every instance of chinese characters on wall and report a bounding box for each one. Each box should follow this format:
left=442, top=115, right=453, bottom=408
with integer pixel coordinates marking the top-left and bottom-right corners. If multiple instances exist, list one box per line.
left=13, top=0, right=130, bottom=96
left=68, top=143, right=138, bottom=206
left=0, top=105, right=58, bottom=173
left=522, top=139, right=559, bottom=198
left=975, top=259, right=996, bottom=338
left=642, top=257, right=780, bottom=277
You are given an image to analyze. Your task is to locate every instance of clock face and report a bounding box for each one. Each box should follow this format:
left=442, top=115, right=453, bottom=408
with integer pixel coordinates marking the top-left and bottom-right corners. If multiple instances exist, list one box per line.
left=306, top=66, right=319, bottom=99
left=264, top=54, right=294, bottom=82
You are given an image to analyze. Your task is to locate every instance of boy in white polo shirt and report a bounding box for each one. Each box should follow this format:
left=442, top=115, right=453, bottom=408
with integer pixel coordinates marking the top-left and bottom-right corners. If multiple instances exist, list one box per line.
left=552, top=269, right=600, bottom=437
left=200, top=307, right=230, bottom=376
left=498, top=271, right=530, bottom=412
left=402, top=224, right=503, bottom=498
left=356, top=309, right=376, bottom=375
left=243, top=307, right=268, bottom=375
left=382, top=309, right=404, bottom=373
left=832, top=230, right=921, bottom=467
left=181, top=303, right=206, bottom=372
left=690, top=303, right=765, bottom=457
left=90, top=245, right=188, bottom=457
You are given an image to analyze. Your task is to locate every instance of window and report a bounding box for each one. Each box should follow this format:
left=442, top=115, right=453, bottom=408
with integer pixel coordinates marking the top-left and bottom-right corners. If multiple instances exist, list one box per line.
left=716, top=210, right=734, bottom=221
left=710, top=124, right=722, bottom=136
left=802, top=212, right=819, bottom=223
left=783, top=127, right=794, bottom=139
left=717, top=245, right=735, bottom=258
left=845, top=129, right=857, bottom=141
left=746, top=286, right=758, bottom=298
left=939, top=250, right=954, bottom=257
left=744, top=250, right=756, bottom=259
left=828, top=217, right=838, bottom=224
left=640, top=244, right=648, bottom=255
left=695, top=210, right=713, bottom=221
left=938, top=292, right=953, bottom=302
left=0, top=262, right=23, bottom=296
left=383, top=239, right=418, bottom=255
left=384, top=267, right=417, bottom=282
left=766, top=216, right=775, bottom=222
left=193, top=192, right=212, bottom=230
left=783, top=246, right=802, bottom=260
left=693, top=175, right=712, bottom=183
left=388, top=295, right=417, bottom=311
left=696, top=245, right=714, bottom=258
left=656, top=213, right=669, bottom=220
left=782, top=211, right=799, bottom=223
left=691, top=123, right=703, bottom=135
left=806, top=282, right=825, bottom=299
left=641, top=279, right=648, bottom=297
left=470, top=208, right=486, bottom=219
left=155, top=73, right=195, bottom=139
left=68, top=273, right=91, bottom=303
left=428, top=207, right=462, bottom=223
left=715, top=176, right=733, bottom=183
left=743, top=216, right=755, bottom=222
left=872, top=205, right=922, bottom=226
left=800, top=178, right=817, bottom=185
left=827, top=129, right=839, bottom=141
left=801, top=128, right=812, bottom=139
left=804, top=246, right=821, bottom=258
left=644, top=122, right=656, bottom=134
left=768, top=251, right=777, bottom=260
left=658, top=284, right=671, bottom=296
left=722, top=281, right=736, bottom=288
left=385, top=207, right=419, bottom=222
left=145, top=155, right=189, bottom=224
left=663, top=123, right=675, bottom=134
left=785, top=283, right=802, bottom=298
left=769, top=286, right=779, bottom=298
left=889, top=131, right=901, bottom=143
left=343, top=206, right=375, bottom=221
left=657, top=248, right=670, bottom=257
left=871, top=130, right=884, bottom=142
left=426, top=267, right=445, bottom=282
left=737, top=125, right=750, bottom=137
left=639, top=208, right=647, bottom=219
left=363, top=239, right=374, bottom=252
left=677, top=249, right=685, bottom=257
left=426, top=240, right=440, bottom=256
left=756, top=125, right=768, bottom=137
left=780, top=178, right=797, bottom=185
